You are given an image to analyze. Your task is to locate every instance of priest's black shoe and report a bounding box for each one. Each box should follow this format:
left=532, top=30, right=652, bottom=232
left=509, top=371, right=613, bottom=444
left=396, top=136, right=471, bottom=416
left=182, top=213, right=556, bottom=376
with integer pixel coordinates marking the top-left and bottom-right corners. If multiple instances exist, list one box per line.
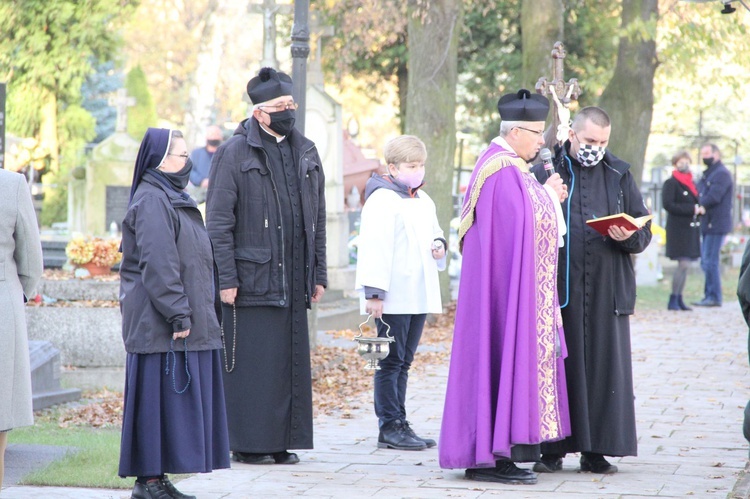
left=232, top=451, right=275, bottom=464
left=532, top=454, right=563, bottom=473
left=131, top=479, right=172, bottom=499
left=377, top=419, right=427, bottom=450
left=404, top=420, right=437, bottom=448
left=273, top=450, right=300, bottom=464
left=160, top=475, right=196, bottom=499
left=692, top=298, right=721, bottom=307
left=465, top=460, right=537, bottom=484
left=579, top=453, right=618, bottom=474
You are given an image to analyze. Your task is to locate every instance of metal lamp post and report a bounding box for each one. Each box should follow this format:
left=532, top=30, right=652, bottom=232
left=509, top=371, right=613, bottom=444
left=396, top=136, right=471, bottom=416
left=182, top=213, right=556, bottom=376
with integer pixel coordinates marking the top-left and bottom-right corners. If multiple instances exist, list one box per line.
left=291, top=0, right=310, bottom=133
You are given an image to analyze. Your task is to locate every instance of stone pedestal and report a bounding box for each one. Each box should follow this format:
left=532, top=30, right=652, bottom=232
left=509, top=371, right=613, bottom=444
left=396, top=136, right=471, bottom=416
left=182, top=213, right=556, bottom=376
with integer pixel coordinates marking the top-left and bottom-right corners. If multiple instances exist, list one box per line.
left=29, top=341, right=81, bottom=410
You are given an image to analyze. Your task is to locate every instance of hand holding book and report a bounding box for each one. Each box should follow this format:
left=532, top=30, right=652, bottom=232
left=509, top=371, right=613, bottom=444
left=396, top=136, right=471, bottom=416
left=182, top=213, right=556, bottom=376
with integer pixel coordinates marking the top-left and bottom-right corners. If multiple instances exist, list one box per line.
left=586, top=213, right=654, bottom=238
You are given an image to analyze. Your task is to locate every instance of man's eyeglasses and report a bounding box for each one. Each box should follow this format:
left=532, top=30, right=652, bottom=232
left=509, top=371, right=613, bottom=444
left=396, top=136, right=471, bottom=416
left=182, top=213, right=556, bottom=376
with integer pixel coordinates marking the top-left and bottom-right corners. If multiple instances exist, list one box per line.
left=258, top=102, right=299, bottom=112
left=515, top=126, right=544, bottom=137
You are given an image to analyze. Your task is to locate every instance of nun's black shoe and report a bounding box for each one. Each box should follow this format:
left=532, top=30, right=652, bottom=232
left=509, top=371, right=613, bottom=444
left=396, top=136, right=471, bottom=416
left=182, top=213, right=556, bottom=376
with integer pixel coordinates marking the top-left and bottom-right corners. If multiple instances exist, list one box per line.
left=233, top=452, right=275, bottom=465
left=131, top=479, right=172, bottom=499
left=579, top=453, right=618, bottom=474
left=273, top=451, right=300, bottom=464
left=160, top=475, right=196, bottom=499
left=465, top=460, right=537, bottom=484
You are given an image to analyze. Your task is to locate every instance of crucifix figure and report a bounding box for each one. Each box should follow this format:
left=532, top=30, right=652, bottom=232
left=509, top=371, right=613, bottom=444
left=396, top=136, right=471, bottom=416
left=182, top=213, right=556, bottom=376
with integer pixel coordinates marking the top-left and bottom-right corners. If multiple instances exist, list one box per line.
left=248, top=0, right=293, bottom=69
left=535, top=42, right=581, bottom=145
left=108, top=88, right=135, bottom=134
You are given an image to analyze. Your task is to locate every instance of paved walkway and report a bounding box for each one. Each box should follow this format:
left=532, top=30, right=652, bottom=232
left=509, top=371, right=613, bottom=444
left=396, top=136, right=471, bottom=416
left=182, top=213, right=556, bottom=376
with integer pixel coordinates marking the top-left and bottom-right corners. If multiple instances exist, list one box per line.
left=2, top=303, right=749, bottom=498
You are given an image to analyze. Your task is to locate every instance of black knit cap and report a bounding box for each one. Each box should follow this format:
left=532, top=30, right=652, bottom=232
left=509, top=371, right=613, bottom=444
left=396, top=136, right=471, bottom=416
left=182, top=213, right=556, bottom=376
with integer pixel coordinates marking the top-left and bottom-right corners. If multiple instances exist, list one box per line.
left=246, top=67, right=294, bottom=104
left=497, top=89, right=550, bottom=121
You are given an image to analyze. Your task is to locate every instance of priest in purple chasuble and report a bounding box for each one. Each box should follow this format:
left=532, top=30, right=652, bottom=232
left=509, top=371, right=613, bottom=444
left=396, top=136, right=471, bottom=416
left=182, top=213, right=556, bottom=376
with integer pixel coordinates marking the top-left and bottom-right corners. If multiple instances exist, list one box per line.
left=439, top=89, right=571, bottom=485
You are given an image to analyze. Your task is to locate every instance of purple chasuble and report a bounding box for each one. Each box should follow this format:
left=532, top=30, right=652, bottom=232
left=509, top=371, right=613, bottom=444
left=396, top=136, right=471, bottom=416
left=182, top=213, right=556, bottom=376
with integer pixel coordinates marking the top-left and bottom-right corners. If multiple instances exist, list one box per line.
left=439, top=141, right=571, bottom=469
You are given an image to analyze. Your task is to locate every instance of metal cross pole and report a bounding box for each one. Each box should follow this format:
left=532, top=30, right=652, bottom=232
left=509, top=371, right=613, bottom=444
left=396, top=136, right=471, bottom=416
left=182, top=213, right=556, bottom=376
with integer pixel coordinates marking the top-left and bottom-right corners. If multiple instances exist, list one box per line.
left=291, top=0, right=310, bottom=133
left=108, top=88, right=136, bottom=134
left=535, top=42, right=581, bottom=149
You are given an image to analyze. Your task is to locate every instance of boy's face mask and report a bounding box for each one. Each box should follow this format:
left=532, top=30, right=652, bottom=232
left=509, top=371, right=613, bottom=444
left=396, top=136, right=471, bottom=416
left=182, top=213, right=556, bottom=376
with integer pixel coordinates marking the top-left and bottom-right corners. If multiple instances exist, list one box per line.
left=391, top=163, right=425, bottom=189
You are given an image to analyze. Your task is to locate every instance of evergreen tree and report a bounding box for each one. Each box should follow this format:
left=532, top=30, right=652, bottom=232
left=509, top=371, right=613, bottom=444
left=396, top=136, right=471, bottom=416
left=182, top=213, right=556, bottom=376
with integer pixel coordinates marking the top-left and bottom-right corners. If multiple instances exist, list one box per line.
left=125, top=66, right=157, bottom=141
left=81, top=60, right=123, bottom=144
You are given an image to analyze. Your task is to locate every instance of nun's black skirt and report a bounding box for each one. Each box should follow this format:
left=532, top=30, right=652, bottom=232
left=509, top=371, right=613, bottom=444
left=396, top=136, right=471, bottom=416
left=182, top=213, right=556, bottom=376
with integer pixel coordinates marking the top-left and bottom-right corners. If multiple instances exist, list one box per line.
left=118, top=349, right=230, bottom=477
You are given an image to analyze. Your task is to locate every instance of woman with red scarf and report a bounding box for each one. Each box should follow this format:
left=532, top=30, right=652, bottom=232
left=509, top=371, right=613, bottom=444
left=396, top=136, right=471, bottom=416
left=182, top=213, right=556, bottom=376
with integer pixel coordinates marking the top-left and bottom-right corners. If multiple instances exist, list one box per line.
left=662, top=151, right=704, bottom=310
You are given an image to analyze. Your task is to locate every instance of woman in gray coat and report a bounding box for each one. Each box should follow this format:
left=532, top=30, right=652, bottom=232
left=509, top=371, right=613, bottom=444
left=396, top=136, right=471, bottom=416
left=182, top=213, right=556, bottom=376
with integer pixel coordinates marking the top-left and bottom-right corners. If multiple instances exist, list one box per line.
left=0, top=169, right=43, bottom=489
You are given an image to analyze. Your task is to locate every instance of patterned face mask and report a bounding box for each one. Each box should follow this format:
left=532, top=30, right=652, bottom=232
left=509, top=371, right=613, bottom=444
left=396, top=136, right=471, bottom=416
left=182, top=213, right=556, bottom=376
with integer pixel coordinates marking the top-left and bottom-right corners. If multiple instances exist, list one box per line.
left=576, top=143, right=606, bottom=168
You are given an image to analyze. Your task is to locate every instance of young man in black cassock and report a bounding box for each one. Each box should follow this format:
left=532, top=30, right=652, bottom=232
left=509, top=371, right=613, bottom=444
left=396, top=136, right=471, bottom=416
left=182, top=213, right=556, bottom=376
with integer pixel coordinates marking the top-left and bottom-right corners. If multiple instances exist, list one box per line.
left=531, top=106, right=652, bottom=474
left=206, top=67, right=327, bottom=465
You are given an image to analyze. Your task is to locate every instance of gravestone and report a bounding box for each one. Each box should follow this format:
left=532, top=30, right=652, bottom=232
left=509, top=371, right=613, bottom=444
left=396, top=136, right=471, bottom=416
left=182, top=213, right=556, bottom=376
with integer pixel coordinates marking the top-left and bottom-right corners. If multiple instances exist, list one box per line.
left=69, top=89, right=139, bottom=235
left=29, top=340, right=81, bottom=410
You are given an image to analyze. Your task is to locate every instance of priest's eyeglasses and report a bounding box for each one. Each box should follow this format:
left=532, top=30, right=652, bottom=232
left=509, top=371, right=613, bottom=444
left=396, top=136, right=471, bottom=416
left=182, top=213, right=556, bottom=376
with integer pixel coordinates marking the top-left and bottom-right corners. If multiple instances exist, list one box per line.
left=515, top=126, right=544, bottom=137
left=259, top=102, right=299, bottom=112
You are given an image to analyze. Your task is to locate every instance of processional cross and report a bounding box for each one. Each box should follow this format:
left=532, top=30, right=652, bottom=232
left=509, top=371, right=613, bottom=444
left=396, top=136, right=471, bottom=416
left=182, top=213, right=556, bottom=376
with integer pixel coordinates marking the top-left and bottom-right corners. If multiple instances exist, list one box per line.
left=248, top=0, right=293, bottom=69
left=108, top=88, right=135, bottom=133
left=535, top=42, right=581, bottom=146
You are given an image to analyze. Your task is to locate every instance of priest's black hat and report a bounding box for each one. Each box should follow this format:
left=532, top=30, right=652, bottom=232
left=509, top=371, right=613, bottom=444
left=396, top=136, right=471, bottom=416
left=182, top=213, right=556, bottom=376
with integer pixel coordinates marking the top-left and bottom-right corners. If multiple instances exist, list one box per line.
left=247, top=67, right=294, bottom=104
left=497, top=89, right=550, bottom=121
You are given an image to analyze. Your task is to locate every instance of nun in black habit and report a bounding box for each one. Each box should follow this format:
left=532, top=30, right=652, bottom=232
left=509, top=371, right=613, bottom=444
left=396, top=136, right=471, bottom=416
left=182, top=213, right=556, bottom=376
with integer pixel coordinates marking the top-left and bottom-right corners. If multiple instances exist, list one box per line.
left=119, top=128, right=230, bottom=499
left=206, top=68, right=327, bottom=465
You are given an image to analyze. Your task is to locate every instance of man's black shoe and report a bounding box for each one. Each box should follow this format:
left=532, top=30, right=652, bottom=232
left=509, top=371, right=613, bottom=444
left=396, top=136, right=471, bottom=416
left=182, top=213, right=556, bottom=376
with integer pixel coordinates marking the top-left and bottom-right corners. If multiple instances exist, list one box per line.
left=232, top=452, right=275, bottom=464
left=273, top=451, right=300, bottom=464
left=131, top=479, right=172, bottom=499
left=692, top=298, right=721, bottom=307
left=532, top=454, right=563, bottom=473
left=377, top=419, right=427, bottom=450
left=403, top=420, right=437, bottom=448
left=465, top=460, right=537, bottom=484
left=579, top=453, right=618, bottom=474
left=160, top=475, right=196, bottom=499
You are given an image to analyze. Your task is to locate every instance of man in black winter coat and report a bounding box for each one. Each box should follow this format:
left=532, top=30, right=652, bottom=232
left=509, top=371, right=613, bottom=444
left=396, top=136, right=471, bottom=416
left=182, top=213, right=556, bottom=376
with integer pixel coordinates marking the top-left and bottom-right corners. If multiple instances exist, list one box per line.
left=206, top=67, right=327, bottom=466
left=531, top=106, right=652, bottom=475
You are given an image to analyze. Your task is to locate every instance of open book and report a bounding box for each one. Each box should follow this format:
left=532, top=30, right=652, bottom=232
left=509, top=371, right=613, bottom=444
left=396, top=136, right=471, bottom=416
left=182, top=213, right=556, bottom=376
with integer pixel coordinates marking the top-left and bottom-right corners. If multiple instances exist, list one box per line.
left=586, top=213, right=654, bottom=237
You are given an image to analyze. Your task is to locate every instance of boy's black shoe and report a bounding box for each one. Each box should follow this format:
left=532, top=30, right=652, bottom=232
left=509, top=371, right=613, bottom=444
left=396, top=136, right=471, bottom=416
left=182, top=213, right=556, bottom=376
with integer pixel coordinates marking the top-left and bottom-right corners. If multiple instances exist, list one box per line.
left=377, top=419, right=427, bottom=450
left=160, top=475, right=196, bottom=499
left=131, top=479, right=172, bottom=499
left=403, top=420, right=437, bottom=448
left=465, top=460, right=537, bottom=484
left=579, top=453, right=618, bottom=474
left=532, top=454, right=564, bottom=473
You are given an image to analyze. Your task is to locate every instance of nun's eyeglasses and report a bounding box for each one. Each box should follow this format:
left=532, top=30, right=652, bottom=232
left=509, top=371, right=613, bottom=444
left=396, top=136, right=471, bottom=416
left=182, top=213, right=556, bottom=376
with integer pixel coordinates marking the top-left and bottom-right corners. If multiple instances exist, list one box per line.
left=169, top=153, right=189, bottom=160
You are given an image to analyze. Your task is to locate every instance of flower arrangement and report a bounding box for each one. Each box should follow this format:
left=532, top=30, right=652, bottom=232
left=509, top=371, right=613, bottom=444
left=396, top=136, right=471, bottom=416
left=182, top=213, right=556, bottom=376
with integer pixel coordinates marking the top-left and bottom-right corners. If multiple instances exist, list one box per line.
left=65, top=236, right=122, bottom=268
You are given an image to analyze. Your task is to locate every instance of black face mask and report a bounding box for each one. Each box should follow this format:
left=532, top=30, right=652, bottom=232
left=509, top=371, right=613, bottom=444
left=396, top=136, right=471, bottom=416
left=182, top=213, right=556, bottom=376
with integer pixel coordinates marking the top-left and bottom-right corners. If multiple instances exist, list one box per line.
left=159, top=158, right=193, bottom=191
left=268, top=109, right=296, bottom=136
left=702, top=157, right=714, bottom=167
left=206, top=139, right=221, bottom=147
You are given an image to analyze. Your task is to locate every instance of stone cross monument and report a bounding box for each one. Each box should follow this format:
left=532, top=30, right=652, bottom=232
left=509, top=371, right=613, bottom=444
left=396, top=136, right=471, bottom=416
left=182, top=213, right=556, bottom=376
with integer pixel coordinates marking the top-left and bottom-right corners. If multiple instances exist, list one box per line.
left=107, top=88, right=135, bottom=134
left=535, top=42, right=581, bottom=146
left=248, top=0, right=293, bottom=69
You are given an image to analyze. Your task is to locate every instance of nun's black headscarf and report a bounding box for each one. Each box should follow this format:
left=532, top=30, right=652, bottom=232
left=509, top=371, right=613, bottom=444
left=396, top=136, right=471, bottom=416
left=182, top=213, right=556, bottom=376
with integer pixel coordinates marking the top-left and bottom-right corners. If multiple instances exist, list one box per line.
left=128, top=127, right=173, bottom=205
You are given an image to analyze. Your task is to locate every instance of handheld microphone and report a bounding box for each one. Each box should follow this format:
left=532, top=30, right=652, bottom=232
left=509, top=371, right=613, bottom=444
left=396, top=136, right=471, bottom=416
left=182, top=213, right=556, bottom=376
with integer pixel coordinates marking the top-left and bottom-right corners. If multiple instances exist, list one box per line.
left=540, top=148, right=554, bottom=178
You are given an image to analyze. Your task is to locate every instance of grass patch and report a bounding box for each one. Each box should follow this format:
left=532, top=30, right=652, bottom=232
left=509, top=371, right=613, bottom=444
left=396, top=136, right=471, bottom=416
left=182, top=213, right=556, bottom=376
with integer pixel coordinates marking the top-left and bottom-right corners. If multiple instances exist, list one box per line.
left=636, top=263, right=740, bottom=311
left=9, top=415, right=128, bottom=489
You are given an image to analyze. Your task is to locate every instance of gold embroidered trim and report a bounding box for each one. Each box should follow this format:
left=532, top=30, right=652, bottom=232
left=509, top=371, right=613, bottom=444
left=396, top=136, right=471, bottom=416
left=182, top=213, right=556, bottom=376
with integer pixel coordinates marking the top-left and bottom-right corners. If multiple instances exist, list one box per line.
left=458, top=150, right=528, bottom=251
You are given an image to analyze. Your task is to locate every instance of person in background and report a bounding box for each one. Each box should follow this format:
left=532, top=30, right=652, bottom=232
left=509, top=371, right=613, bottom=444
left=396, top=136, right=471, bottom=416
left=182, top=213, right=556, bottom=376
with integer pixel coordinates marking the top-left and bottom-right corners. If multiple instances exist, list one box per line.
left=206, top=67, right=327, bottom=466
left=0, top=169, right=43, bottom=490
left=119, top=127, right=229, bottom=499
left=187, top=125, right=223, bottom=203
left=440, top=89, right=570, bottom=485
left=693, top=143, right=733, bottom=307
left=662, top=150, right=702, bottom=311
left=355, top=135, right=446, bottom=452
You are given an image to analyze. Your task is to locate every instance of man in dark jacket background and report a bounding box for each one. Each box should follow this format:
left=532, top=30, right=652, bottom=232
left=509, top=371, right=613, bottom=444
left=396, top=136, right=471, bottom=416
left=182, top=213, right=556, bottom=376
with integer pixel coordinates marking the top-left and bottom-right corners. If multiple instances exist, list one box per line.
left=693, top=143, right=733, bottom=307
left=206, top=67, right=327, bottom=465
left=531, top=106, right=652, bottom=475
